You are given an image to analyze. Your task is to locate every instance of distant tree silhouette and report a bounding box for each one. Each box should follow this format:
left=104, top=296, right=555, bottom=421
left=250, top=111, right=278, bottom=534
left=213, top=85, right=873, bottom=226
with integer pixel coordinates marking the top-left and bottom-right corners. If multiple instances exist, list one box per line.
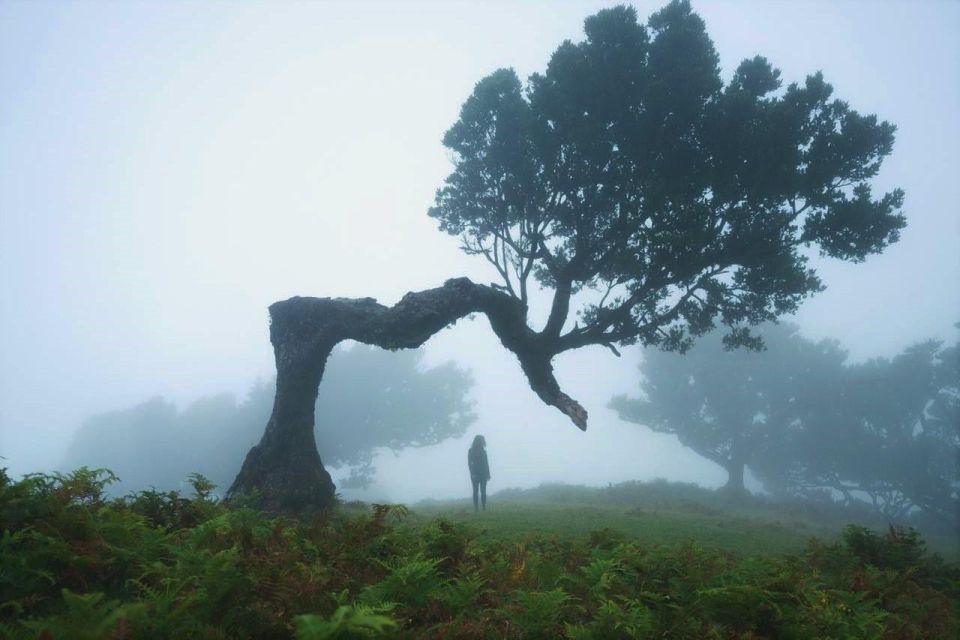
left=610, top=323, right=846, bottom=495
left=755, top=338, right=959, bottom=528
left=613, top=325, right=959, bottom=527
left=313, top=346, right=474, bottom=488
left=229, top=1, right=905, bottom=513
left=62, top=346, right=473, bottom=493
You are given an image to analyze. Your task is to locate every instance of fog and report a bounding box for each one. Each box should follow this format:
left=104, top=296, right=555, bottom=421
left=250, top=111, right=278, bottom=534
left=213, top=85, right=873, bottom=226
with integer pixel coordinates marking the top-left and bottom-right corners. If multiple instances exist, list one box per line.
left=1, top=0, right=957, bottom=505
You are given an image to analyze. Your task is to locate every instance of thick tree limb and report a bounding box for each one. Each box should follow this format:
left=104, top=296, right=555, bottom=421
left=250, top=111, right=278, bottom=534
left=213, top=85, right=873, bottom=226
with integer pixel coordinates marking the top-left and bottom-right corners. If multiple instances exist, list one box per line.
left=227, top=277, right=588, bottom=514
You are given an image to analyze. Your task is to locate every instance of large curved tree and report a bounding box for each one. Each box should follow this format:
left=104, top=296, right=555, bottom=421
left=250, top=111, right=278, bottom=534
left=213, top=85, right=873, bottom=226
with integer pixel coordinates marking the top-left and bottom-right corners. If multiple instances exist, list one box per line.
left=228, top=1, right=905, bottom=513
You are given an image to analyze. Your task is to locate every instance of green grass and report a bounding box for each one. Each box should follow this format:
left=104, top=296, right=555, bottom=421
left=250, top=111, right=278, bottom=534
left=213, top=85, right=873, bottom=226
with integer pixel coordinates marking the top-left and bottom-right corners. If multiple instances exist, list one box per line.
left=409, top=482, right=960, bottom=559
left=409, top=501, right=829, bottom=556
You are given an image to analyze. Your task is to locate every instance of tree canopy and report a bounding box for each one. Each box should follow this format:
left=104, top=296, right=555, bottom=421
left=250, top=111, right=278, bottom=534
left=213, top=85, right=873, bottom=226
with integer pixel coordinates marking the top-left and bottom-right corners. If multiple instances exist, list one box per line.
left=430, top=1, right=904, bottom=354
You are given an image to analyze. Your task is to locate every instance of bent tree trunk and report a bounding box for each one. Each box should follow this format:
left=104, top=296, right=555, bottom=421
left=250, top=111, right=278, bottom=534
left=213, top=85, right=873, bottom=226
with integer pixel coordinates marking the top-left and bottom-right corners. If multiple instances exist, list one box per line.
left=722, top=454, right=748, bottom=498
left=227, top=278, right=588, bottom=514
left=723, top=462, right=745, bottom=494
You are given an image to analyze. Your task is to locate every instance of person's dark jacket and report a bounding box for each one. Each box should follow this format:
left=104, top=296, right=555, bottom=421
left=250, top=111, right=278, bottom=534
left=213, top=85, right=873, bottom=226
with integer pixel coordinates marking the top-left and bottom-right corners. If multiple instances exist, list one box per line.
left=468, top=445, right=490, bottom=482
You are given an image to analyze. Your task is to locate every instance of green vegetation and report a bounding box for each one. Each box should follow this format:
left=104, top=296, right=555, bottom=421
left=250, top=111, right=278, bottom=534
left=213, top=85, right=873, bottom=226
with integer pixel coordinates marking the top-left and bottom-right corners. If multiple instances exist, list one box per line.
left=412, top=482, right=960, bottom=559
left=4, top=467, right=958, bottom=639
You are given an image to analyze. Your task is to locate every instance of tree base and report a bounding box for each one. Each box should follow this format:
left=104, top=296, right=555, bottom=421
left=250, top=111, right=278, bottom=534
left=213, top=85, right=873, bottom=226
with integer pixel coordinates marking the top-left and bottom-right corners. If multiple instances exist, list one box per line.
left=228, top=440, right=336, bottom=515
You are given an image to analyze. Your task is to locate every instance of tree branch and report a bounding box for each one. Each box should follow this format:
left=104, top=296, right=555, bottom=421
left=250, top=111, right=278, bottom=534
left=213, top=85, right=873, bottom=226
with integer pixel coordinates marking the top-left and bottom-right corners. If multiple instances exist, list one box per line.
left=269, top=278, right=585, bottom=433
left=541, top=271, right=574, bottom=339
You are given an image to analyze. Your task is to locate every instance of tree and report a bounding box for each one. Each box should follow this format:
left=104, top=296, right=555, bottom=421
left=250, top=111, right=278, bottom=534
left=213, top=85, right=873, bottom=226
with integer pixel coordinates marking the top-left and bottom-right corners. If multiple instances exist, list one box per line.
left=62, top=346, right=474, bottom=493
left=925, top=337, right=960, bottom=526
left=609, top=323, right=847, bottom=495
left=756, top=338, right=959, bottom=527
left=611, top=324, right=959, bottom=526
left=62, top=396, right=185, bottom=493
left=228, top=1, right=905, bottom=513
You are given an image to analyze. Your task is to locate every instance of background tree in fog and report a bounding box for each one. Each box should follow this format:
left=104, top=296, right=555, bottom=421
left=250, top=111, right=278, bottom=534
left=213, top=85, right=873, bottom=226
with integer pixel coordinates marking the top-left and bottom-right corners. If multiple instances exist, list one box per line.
left=756, top=338, right=959, bottom=528
left=313, top=347, right=475, bottom=488
left=62, top=346, right=473, bottom=493
left=610, top=323, right=847, bottom=495
left=230, top=0, right=907, bottom=512
left=613, top=323, right=959, bottom=527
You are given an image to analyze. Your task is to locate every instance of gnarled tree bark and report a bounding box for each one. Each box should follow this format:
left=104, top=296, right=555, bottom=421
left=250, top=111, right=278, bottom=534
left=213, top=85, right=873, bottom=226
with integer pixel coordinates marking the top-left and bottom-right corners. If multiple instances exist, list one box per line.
left=227, top=277, right=587, bottom=514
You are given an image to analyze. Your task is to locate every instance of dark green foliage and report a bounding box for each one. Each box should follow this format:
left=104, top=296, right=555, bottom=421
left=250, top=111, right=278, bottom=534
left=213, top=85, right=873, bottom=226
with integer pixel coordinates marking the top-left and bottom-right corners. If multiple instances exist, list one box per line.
left=61, top=345, right=474, bottom=492
left=564, top=597, right=654, bottom=640
left=420, top=518, right=477, bottom=573
left=806, top=526, right=960, bottom=640
left=295, top=604, right=397, bottom=639
left=360, top=554, right=445, bottom=609
left=3, top=467, right=957, bottom=639
left=429, top=1, right=904, bottom=354
left=18, top=589, right=146, bottom=640
left=840, top=524, right=927, bottom=572
left=506, top=588, right=573, bottom=638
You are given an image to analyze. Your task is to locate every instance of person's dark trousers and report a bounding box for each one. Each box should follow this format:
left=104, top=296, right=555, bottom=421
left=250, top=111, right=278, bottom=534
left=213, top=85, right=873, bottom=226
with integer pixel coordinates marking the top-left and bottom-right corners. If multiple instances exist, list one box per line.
left=471, top=477, right=487, bottom=511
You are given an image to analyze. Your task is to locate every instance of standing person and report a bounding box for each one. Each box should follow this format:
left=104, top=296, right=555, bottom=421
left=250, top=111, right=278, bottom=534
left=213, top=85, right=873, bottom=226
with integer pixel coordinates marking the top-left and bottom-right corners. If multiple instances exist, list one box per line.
left=468, top=435, right=490, bottom=512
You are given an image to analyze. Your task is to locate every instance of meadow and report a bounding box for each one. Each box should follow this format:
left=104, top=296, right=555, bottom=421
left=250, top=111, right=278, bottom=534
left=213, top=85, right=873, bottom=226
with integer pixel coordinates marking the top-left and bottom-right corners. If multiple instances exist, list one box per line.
left=410, top=481, right=960, bottom=559
left=3, top=467, right=958, bottom=639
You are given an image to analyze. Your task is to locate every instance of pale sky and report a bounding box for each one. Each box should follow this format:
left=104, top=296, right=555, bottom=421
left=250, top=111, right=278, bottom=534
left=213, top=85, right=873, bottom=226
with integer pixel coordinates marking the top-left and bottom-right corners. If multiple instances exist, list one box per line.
left=1, top=0, right=957, bottom=501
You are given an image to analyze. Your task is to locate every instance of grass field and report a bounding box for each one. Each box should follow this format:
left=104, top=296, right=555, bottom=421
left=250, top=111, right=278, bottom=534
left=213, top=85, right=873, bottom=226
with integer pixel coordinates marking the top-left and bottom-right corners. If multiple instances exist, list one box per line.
left=409, top=502, right=830, bottom=556
left=407, top=482, right=960, bottom=560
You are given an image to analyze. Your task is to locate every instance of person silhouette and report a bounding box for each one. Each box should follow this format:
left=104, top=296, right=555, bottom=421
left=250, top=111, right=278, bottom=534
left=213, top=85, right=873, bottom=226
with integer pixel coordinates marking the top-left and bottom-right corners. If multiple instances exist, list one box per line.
left=467, top=435, right=490, bottom=511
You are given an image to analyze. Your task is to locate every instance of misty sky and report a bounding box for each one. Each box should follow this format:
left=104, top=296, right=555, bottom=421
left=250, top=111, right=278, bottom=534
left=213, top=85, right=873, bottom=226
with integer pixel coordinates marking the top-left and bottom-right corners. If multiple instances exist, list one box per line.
left=1, top=0, right=958, bottom=502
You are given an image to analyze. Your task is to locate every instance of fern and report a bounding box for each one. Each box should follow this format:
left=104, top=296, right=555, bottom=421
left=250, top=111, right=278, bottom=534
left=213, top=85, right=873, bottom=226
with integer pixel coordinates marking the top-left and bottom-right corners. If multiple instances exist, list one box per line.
left=295, top=603, right=397, bottom=639
left=509, top=588, right=573, bottom=638
left=361, top=554, right=445, bottom=608
left=187, top=473, right=217, bottom=501
left=2, top=464, right=957, bottom=639
left=564, top=598, right=654, bottom=639
left=577, top=557, right=624, bottom=600
left=435, top=572, right=486, bottom=610
left=21, top=589, right=145, bottom=640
